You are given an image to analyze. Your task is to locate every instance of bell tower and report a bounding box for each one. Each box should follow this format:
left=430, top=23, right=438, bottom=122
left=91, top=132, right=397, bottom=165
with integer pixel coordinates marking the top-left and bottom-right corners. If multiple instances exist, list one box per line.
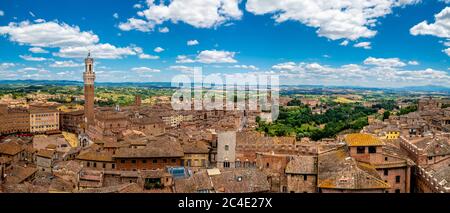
left=83, top=52, right=95, bottom=126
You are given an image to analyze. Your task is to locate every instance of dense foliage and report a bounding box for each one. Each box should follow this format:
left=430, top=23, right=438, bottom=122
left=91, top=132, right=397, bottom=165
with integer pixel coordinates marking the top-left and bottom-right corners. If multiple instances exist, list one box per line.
left=257, top=103, right=376, bottom=141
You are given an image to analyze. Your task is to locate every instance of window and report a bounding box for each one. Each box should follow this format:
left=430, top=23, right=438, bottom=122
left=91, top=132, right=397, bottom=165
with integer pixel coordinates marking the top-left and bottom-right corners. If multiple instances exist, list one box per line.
left=396, top=176, right=401, bottom=183
left=87, top=162, right=90, bottom=167
left=112, top=164, right=115, bottom=169
left=304, top=175, right=307, bottom=181
left=163, top=159, right=167, bottom=163
left=384, top=169, right=388, bottom=176
left=153, top=159, right=157, bottom=163
left=142, top=160, right=147, bottom=163
left=428, top=156, right=433, bottom=160
left=266, top=163, right=270, bottom=168
left=131, top=160, right=136, bottom=164
left=223, top=161, right=230, bottom=168
left=121, top=160, right=125, bottom=163
left=368, top=146, right=377, bottom=153
left=171, top=159, right=176, bottom=163
left=385, top=157, right=388, bottom=161
left=225, top=145, right=229, bottom=151
left=357, top=146, right=365, bottom=154
left=102, top=163, right=106, bottom=169
left=93, top=162, right=97, bottom=168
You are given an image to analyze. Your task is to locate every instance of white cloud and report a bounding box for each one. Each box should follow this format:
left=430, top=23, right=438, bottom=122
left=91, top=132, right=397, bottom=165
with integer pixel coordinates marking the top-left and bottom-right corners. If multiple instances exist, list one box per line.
left=410, top=7, right=450, bottom=38
left=29, top=11, right=35, bottom=17
left=121, top=0, right=242, bottom=32
left=411, top=7, right=450, bottom=57
left=154, top=47, right=164, bottom=52
left=0, top=10, right=4, bottom=16
left=54, top=43, right=137, bottom=59
left=0, top=20, right=146, bottom=59
left=50, top=60, right=83, bottom=68
left=0, top=63, right=15, bottom=70
left=29, top=47, right=48, bottom=53
left=196, top=50, right=237, bottom=63
left=113, top=13, right=119, bottom=19
left=34, top=19, right=45, bottom=23
left=131, top=67, right=161, bottom=73
left=176, top=55, right=196, bottom=63
left=408, top=60, right=419, bottom=65
left=134, top=4, right=143, bottom=9
left=245, top=0, right=419, bottom=41
left=187, top=40, right=199, bottom=46
left=363, top=57, right=406, bottom=67
left=138, top=53, right=160, bottom=59
left=19, top=55, right=47, bottom=61
left=0, top=21, right=99, bottom=47
left=340, top=40, right=349, bottom=46
left=270, top=60, right=450, bottom=87
left=158, top=27, right=169, bottom=33
left=169, top=65, right=198, bottom=74
left=118, top=18, right=154, bottom=32
left=354, top=41, right=371, bottom=49
left=230, top=64, right=259, bottom=70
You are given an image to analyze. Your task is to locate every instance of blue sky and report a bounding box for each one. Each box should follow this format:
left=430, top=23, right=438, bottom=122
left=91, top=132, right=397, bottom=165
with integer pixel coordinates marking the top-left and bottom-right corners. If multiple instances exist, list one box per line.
left=0, top=0, right=449, bottom=87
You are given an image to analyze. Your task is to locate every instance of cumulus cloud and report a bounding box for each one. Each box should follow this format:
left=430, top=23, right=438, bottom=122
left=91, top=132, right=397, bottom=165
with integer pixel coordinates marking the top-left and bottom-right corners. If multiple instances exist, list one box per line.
left=176, top=55, right=196, bottom=63
left=0, top=10, right=4, bottom=16
left=0, top=20, right=142, bottom=59
left=363, top=57, right=406, bottom=67
left=158, top=27, right=169, bottom=33
left=138, top=53, right=159, bottom=59
left=270, top=60, right=450, bottom=87
left=19, top=55, right=47, bottom=61
left=196, top=50, right=237, bottom=63
left=411, top=7, right=450, bottom=56
left=411, top=7, right=450, bottom=38
left=354, top=41, right=371, bottom=49
left=113, top=13, right=119, bottom=19
left=120, top=0, right=242, bottom=32
left=408, top=60, right=419, bottom=65
left=50, top=60, right=83, bottom=68
left=29, top=47, right=48, bottom=53
left=230, top=64, right=259, bottom=70
left=169, top=65, right=199, bottom=74
left=176, top=50, right=237, bottom=63
left=245, top=0, right=419, bottom=41
left=0, top=21, right=99, bottom=47
left=118, top=18, right=154, bottom=32
left=132, top=66, right=161, bottom=73
left=187, top=40, right=199, bottom=46
left=54, top=43, right=137, bottom=59
left=154, top=47, right=164, bottom=53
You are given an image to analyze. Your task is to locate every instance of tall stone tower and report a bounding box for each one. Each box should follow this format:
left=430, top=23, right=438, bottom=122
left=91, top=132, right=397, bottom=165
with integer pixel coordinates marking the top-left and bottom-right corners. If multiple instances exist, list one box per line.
left=83, top=52, right=95, bottom=126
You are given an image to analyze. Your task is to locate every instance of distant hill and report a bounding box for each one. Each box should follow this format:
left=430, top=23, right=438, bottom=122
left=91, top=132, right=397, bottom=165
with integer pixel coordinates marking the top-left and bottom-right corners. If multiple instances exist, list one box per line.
left=0, top=80, right=449, bottom=93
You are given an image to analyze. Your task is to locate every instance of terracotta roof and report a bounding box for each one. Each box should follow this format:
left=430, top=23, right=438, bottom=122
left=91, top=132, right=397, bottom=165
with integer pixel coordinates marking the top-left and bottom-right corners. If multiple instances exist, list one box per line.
left=182, top=141, right=210, bottom=154
left=36, top=149, right=55, bottom=159
left=285, top=156, right=317, bottom=175
left=5, top=165, right=38, bottom=184
left=114, top=139, right=183, bottom=158
left=345, top=133, right=384, bottom=147
left=210, top=169, right=270, bottom=193
left=76, top=149, right=114, bottom=162
left=0, top=142, right=24, bottom=156
left=317, top=148, right=390, bottom=190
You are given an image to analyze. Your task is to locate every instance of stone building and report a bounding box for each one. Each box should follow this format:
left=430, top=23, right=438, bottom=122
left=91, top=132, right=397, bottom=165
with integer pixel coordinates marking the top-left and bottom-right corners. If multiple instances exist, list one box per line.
left=60, top=110, right=84, bottom=134
left=285, top=156, right=318, bottom=193
left=216, top=131, right=236, bottom=169
left=83, top=52, right=96, bottom=127
left=29, top=105, right=60, bottom=133
left=0, top=105, right=30, bottom=134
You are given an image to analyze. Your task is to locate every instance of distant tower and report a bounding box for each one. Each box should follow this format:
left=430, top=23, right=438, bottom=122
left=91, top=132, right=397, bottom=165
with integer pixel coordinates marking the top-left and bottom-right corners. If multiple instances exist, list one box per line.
left=83, top=52, right=95, bottom=126
left=134, top=95, right=142, bottom=107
